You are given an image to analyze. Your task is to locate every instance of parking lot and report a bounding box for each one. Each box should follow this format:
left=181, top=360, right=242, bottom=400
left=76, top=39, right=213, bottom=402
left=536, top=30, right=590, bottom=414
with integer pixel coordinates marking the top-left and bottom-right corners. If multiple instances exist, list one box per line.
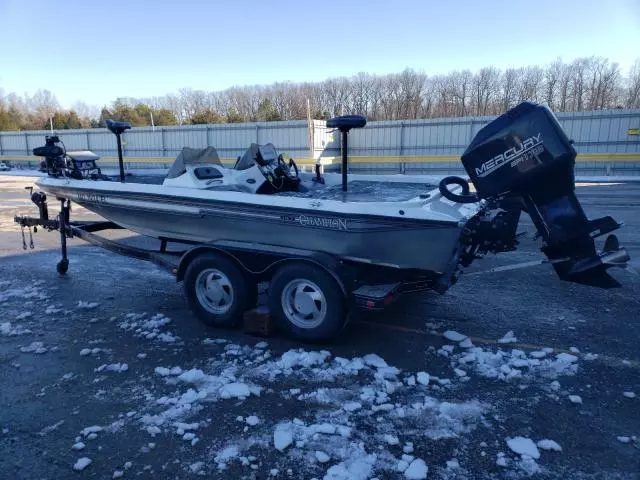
left=1, top=175, right=639, bottom=479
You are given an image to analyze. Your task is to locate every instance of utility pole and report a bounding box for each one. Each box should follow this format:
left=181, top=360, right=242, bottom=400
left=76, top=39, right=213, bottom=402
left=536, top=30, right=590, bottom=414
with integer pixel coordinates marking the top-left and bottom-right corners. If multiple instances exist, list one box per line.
left=306, top=98, right=313, bottom=163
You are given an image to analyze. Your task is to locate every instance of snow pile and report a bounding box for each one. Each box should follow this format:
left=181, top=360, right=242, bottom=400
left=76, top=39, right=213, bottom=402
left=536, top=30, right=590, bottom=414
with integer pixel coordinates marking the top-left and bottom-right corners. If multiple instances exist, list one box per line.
left=139, top=366, right=261, bottom=434
left=80, top=347, right=102, bottom=356
left=279, top=349, right=332, bottom=369
left=202, top=338, right=229, bottom=345
left=402, top=396, right=486, bottom=440
left=45, top=305, right=62, bottom=315
left=19, top=341, right=47, bottom=354
left=568, top=395, right=582, bottom=404
left=73, top=457, right=92, bottom=471
left=80, top=426, right=103, bottom=438
left=118, top=313, right=180, bottom=343
left=323, top=447, right=376, bottom=480
left=0, top=283, right=49, bottom=303
left=403, top=458, right=428, bottom=479
left=15, top=311, right=32, bottom=320
left=257, top=349, right=368, bottom=382
left=94, top=363, right=129, bottom=373
left=507, top=436, right=540, bottom=459
left=1, top=321, right=31, bottom=336
left=245, top=416, right=259, bottom=426
left=537, top=439, right=562, bottom=452
left=154, top=366, right=183, bottom=377
left=443, top=330, right=467, bottom=342
left=76, top=301, right=100, bottom=310
left=213, top=444, right=240, bottom=470
left=455, top=346, right=579, bottom=381
left=274, top=424, right=294, bottom=451
left=498, top=331, right=518, bottom=344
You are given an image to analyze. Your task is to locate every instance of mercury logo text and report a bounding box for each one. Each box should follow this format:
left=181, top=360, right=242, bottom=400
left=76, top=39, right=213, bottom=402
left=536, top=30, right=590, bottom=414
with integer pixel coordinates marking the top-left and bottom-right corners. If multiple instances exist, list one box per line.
left=475, top=133, right=543, bottom=178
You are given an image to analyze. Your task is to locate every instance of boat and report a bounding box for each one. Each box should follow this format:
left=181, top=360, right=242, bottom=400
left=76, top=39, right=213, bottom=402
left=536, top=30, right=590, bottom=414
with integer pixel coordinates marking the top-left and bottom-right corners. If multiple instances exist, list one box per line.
left=16, top=101, right=631, bottom=341
left=35, top=142, right=478, bottom=276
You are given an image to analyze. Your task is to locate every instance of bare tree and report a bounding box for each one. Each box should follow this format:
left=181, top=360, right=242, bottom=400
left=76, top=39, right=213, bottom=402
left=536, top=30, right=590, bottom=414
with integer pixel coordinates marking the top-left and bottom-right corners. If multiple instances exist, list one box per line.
left=2, top=56, right=638, bottom=131
left=518, top=66, right=544, bottom=103
left=472, top=67, right=500, bottom=115
left=543, top=59, right=563, bottom=109
left=28, top=89, right=60, bottom=125
left=71, top=101, right=100, bottom=121
left=626, top=59, right=640, bottom=108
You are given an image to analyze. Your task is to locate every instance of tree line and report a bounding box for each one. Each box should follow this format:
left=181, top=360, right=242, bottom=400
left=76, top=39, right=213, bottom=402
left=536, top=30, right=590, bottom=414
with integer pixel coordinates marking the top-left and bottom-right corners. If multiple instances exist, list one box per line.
left=1, top=56, right=639, bottom=131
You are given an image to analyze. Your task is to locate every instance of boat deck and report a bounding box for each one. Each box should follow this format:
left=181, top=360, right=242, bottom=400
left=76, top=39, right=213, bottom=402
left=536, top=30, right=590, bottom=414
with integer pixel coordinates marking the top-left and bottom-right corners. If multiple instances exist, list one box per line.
left=275, top=180, right=433, bottom=202
left=120, top=174, right=435, bottom=203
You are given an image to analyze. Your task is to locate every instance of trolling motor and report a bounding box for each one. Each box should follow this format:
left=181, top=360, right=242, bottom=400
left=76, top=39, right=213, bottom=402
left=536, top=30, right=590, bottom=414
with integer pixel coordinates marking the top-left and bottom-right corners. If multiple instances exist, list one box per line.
left=326, top=115, right=367, bottom=191
left=105, top=119, right=132, bottom=182
left=32, top=135, right=109, bottom=180
left=444, top=101, right=629, bottom=288
left=32, top=135, right=67, bottom=176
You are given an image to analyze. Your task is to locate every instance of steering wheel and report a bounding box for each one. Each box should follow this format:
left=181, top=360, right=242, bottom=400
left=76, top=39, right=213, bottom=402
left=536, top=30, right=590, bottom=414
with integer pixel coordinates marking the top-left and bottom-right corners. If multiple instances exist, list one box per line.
left=277, top=154, right=298, bottom=179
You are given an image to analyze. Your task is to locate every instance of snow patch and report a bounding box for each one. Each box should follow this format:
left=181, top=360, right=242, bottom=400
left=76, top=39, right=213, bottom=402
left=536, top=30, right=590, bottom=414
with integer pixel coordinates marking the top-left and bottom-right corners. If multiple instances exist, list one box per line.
left=1, top=321, right=31, bottom=336
left=76, top=301, right=99, bottom=310
left=506, top=436, right=540, bottom=459
left=94, top=363, right=128, bottom=373
left=443, top=330, right=467, bottom=342
left=404, top=458, right=428, bottom=479
left=498, top=331, right=518, bottom=344
left=19, top=341, right=47, bottom=354
left=73, top=457, right=92, bottom=471
left=537, top=439, right=562, bottom=452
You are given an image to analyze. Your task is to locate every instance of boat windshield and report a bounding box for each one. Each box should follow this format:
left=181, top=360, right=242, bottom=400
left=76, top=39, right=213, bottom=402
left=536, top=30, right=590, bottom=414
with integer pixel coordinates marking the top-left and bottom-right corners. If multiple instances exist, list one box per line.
left=166, top=147, right=222, bottom=179
left=235, top=143, right=278, bottom=171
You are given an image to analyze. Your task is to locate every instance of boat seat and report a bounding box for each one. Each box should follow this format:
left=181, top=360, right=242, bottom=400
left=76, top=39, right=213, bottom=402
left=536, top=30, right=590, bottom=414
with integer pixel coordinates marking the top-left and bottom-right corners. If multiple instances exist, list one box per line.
left=106, top=119, right=132, bottom=135
left=326, top=115, right=367, bottom=132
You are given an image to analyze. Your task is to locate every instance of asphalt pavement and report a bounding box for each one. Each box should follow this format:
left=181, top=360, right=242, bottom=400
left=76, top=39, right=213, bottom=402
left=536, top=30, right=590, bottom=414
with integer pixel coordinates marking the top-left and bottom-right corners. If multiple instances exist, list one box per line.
left=0, top=175, right=639, bottom=479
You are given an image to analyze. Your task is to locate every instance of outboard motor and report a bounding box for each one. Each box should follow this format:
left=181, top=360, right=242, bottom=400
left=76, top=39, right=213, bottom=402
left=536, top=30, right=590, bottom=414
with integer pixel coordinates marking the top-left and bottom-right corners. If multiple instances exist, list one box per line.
left=460, top=101, right=629, bottom=288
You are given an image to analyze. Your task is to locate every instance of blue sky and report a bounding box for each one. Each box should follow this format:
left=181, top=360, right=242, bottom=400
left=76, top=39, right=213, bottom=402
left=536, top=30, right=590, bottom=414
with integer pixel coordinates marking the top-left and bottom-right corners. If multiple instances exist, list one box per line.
left=1, top=0, right=638, bottom=108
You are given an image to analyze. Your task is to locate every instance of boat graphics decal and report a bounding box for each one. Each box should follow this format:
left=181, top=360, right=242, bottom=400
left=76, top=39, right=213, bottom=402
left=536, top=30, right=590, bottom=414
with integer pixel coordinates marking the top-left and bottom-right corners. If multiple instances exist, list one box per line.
left=280, top=214, right=348, bottom=231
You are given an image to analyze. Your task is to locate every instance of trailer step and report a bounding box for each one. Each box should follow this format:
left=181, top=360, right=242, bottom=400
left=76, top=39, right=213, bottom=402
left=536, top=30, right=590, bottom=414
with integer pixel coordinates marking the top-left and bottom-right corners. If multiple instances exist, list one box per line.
left=352, top=283, right=400, bottom=310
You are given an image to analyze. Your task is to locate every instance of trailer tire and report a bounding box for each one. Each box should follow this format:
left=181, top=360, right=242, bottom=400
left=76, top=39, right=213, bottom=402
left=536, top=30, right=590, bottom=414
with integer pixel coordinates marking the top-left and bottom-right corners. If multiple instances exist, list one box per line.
left=268, top=263, right=346, bottom=342
left=184, top=253, right=256, bottom=328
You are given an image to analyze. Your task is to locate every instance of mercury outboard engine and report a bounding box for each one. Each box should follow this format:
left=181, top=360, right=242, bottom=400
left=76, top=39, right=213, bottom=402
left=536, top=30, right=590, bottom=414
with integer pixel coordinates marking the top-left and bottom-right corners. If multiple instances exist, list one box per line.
left=454, top=101, right=629, bottom=288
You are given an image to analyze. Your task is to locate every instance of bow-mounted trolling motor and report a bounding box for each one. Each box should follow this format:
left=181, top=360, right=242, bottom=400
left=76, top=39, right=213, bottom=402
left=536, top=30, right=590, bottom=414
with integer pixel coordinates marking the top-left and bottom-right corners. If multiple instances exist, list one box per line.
left=33, top=135, right=110, bottom=181
left=441, top=101, right=630, bottom=288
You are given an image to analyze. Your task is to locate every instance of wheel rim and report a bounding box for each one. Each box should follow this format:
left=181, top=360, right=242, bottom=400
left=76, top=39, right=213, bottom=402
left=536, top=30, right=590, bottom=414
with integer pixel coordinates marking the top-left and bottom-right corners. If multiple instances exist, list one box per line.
left=281, top=279, right=327, bottom=329
left=195, top=268, right=234, bottom=314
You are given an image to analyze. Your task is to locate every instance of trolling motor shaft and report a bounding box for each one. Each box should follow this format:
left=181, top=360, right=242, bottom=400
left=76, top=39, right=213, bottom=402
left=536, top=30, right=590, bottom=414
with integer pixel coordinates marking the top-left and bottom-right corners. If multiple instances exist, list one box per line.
left=105, top=119, right=132, bottom=182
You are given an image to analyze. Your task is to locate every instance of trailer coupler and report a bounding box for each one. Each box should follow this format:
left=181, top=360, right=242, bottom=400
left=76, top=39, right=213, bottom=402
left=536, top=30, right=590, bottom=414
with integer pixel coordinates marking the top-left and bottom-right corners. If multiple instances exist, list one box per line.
left=14, top=190, right=72, bottom=273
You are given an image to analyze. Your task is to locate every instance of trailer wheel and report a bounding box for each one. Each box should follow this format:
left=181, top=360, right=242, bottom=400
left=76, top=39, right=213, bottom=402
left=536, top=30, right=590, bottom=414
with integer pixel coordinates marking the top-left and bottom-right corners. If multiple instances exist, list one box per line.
left=268, top=263, right=346, bottom=342
left=184, top=253, right=256, bottom=328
